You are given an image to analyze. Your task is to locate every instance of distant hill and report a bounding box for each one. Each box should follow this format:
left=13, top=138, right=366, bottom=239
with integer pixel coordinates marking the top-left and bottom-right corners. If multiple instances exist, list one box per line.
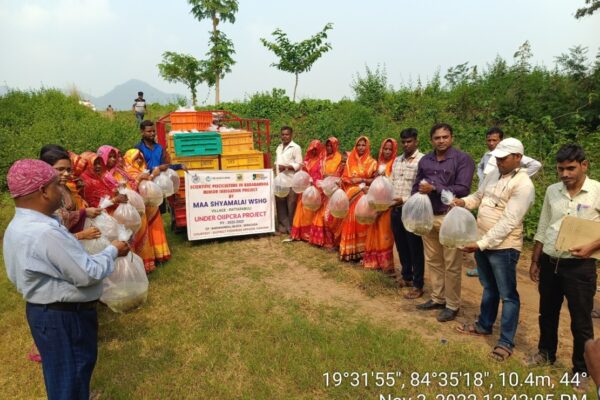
left=88, top=79, right=185, bottom=110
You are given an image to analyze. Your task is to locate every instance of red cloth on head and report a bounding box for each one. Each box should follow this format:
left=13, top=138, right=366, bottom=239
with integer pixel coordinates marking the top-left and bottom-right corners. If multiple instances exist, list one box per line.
left=7, top=159, right=58, bottom=198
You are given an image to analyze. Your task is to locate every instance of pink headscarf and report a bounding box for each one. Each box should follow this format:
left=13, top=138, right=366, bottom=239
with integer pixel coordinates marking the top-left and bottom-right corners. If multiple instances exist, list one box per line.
left=97, top=145, right=130, bottom=189
left=7, top=159, right=58, bottom=198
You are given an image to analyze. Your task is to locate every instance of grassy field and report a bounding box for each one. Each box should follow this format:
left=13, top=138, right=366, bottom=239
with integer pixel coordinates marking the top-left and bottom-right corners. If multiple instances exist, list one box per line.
left=0, top=193, right=594, bottom=399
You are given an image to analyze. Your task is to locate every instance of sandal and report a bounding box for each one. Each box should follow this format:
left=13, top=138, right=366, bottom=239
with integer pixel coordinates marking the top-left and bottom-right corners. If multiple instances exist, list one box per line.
left=404, top=287, right=424, bottom=299
left=398, top=279, right=413, bottom=288
left=489, top=345, right=512, bottom=362
left=456, top=322, right=491, bottom=337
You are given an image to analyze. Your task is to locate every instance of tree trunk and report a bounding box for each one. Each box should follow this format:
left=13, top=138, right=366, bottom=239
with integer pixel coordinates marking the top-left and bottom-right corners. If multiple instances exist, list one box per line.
left=293, top=73, right=299, bottom=102
left=216, top=77, right=220, bottom=105
left=192, top=90, right=197, bottom=106
left=213, top=16, right=220, bottom=105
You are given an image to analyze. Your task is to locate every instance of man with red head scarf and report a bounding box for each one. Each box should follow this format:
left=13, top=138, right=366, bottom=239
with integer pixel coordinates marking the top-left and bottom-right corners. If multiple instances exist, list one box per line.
left=3, top=159, right=129, bottom=400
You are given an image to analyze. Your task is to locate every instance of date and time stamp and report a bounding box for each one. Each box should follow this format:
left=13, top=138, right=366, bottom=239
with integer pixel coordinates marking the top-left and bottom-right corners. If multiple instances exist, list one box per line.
left=322, top=370, right=592, bottom=399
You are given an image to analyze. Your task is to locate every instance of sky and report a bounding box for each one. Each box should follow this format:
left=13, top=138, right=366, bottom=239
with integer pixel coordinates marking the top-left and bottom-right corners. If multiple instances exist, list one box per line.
left=0, top=0, right=598, bottom=104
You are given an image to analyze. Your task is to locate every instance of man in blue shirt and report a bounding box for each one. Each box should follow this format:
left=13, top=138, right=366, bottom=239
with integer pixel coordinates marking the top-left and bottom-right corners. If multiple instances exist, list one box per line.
left=134, top=120, right=170, bottom=172
left=3, top=159, right=130, bottom=400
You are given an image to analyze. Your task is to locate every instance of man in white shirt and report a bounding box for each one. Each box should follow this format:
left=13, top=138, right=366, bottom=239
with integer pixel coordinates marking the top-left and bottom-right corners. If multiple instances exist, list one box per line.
left=132, top=91, right=146, bottom=126
left=275, top=126, right=303, bottom=234
left=453, top=138, right=535, bottom=362
left=527, top=144, right=600, bottom=390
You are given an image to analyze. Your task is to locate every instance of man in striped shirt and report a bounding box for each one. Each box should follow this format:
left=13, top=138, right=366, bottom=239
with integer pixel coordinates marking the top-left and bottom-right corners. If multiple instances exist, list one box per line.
left=390, top=128, right=425, bottom=299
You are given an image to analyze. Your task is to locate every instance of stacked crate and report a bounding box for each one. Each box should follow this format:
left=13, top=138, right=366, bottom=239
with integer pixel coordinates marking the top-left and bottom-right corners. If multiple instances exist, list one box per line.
left=219, top=131, right=264, bottom=170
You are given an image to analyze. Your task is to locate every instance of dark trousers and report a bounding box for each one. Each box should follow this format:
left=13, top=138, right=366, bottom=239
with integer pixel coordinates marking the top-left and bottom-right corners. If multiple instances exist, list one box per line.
left=26, top=304, right=98, bottom=400
left=276, top=191, right=297, bottom=234
left=537, top=253, right=596, bottom=373
left=391, top=207, right=425, bottom=289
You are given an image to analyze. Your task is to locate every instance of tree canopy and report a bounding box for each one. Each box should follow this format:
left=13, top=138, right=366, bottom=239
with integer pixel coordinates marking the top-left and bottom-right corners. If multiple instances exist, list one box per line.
left=157, top=51, right=210, bottom=106
left=260, top=23, right=333, bottom=102
left=575, top=0, right=600, bottom=18
left=188, top=0, right=238, bottom=104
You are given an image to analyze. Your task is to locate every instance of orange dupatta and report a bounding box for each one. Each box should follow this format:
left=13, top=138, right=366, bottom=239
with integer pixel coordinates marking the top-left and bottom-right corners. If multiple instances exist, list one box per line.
left=362, top=138, right=398, bottom=270
left=338, top=136, right=377, bottom=261
left=291, top=140, right=326, bottom=241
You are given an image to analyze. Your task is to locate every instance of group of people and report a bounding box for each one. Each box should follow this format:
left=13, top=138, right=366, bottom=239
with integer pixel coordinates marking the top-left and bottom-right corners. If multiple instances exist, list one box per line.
left=3, top=118, right=600, bottom=398
left=3, top=119, right=178, bottom=399
left=275, top=123, right=600, bottom=389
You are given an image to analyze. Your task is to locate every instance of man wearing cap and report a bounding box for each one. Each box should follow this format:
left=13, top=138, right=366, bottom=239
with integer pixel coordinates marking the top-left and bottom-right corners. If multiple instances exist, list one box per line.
left=3, top=159, right=130, bottom=400
left=452, top=138, right=535, bottom=362
left=466, top=127, right=542, bottom=277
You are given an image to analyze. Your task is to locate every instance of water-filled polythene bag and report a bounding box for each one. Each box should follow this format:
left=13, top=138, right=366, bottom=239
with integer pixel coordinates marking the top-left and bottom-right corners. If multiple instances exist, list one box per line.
left=153, top=172, right=174, bottom=197
left=355, top=194, right=378, bottom=225
left=302, top=185, right=321, bottom=211
left=100, top=252, right=149, bottom=313
left=113, top=202, right=142, bottom=234
left=274, top=173, right=292, bottom=198
left=120, top=188, right=145, bottom=215
left=367, top=176, right=394, bottom=211
left=328, top=188, right=349, bottom=218
left=401, top=193, right=434, bottom=236
left=291, top=170, right=311, bottom=194
left=317, top=176, right=340, bottom=197
left=165, top=169, right=180, bottom=194
left=139, top=180, right=164, bottom=207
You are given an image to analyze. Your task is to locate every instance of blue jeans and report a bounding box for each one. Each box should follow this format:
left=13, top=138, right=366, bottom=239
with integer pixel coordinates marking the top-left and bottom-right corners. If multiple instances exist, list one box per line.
left=135, top=111, right=145, bottom=126
left=475, top=248, right=520, bottom=350
left=26, top=304, right=98, bottom=400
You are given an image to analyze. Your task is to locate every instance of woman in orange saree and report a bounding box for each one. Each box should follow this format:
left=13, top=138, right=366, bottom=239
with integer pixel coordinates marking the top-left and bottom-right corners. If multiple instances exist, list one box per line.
left=99, top=146, right=155, bottom=273
left=291, top=140, right=325, bottom=241
left=338, top=136, right=377, bottom=262
left=124, top=149, right=171, bottom=268
left=66, top=151, right=90, bottom=210
left=308, top=137, right=343, bottom=248
left=362, top=138, right=398, bottom=273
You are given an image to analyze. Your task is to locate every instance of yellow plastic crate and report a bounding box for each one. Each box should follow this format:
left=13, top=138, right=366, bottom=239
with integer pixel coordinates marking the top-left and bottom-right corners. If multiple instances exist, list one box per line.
left=219, top=151, right=264, bottom=170
left=220, top=130, right=254, bottom=154
left=171, top=155, right=219, bottom=170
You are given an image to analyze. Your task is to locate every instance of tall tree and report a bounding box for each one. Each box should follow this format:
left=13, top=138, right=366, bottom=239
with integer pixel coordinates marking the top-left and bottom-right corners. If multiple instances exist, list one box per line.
left=513, top=40, right=533, bottom=73
left=261, top=23, right=333, bottom=102
left=556, top=45, right=590, bottom=79
left=189, top=0, right=238, bottom=105
left=157, top=51, right=210, bottom=106
left=575, top=0, right=600, bottom=18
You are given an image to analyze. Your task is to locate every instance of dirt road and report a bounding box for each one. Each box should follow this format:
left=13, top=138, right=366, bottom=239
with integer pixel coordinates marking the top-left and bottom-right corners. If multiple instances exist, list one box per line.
left=265, top=238, right=600, bottom=367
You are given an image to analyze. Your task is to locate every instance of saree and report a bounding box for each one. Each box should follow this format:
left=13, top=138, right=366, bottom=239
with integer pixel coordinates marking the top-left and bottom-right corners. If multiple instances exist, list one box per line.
left=291, top=140, right=326, bottom=241
left=66, top=151, right=89, bottom=210
left=97, top=145, right=133, bottom=189
left=308, top=137, right=343, bottom=248
left=362, top=138, right=398, bottom=271
left=124, top=149, right=170, bottom=269
left=80, top=152, right=116, bottom=208
left=338, top=136, right=377, bottom=261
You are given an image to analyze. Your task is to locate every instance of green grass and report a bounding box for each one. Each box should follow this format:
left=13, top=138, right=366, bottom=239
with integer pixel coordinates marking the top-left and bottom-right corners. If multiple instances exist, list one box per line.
left=0, top=195, right=592, bottom=398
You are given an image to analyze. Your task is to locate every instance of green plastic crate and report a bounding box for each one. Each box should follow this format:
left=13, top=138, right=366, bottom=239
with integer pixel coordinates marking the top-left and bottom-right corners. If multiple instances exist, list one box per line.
left=173, top=132, right=222, bottom=157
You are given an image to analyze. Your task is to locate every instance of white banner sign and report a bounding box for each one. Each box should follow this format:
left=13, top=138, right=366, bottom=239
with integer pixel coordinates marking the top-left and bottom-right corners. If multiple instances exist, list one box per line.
left=185, top=169, right=275, bottom=240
